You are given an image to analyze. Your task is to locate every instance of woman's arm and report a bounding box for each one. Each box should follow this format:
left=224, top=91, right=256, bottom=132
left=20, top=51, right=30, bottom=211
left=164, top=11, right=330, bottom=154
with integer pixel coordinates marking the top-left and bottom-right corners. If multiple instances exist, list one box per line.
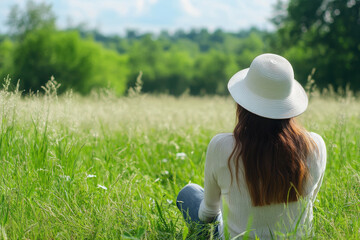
left=309, top=132, right=327, bottom=202
left=198, top=135, right=222, bottom=222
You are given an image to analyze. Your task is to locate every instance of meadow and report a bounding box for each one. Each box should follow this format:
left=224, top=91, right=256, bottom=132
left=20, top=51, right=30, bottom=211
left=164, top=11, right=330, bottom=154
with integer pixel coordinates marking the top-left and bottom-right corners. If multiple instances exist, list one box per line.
left=0, top=78, right=359, bottom=239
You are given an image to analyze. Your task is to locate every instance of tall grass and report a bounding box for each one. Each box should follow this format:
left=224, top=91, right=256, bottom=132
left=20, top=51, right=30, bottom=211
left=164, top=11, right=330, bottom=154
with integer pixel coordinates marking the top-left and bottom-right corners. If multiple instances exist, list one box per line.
left=0, top=77, right=359, bottom=239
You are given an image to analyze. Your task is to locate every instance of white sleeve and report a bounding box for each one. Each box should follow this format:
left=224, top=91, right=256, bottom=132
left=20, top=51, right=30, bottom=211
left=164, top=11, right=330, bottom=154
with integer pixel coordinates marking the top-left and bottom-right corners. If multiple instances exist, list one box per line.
left=308, top=132, right=327, bottom=201
left=198, top=135, right=222, bottom=222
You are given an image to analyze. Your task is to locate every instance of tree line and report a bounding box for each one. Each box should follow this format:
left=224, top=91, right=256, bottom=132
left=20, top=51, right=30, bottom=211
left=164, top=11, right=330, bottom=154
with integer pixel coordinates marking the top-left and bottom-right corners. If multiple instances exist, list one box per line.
left=0, top=0, right=359, bottom=95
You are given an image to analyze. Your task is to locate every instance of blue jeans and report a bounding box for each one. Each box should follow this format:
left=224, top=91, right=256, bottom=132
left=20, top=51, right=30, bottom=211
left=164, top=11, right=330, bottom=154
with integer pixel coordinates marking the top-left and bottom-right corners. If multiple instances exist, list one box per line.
left=176, top=183, right=223, bottom=238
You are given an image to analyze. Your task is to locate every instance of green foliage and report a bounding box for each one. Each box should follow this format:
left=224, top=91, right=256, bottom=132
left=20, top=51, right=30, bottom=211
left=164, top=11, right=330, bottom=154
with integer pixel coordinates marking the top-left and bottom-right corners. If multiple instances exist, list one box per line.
left=192, top=51, right=237, bottom=95
left=0, top=39, right=13, bottom=79
left=10, top=30, right=128, bottom=95
left=235, top=32, right=265, bottom=69
left=272, top=0, right=360, bottom=91
left=127, top=35, right=195, bottom=96
left=6, top=0, right=56, bottom=40
left=3, top=1, right=128, bottom=95
left=124, top=30, right=269, bottom=96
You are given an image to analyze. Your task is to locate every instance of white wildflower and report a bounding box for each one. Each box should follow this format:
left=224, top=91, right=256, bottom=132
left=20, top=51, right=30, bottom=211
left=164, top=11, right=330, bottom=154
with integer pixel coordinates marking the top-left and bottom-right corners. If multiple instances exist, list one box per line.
left=176, top=152, right=187, bottom=159
left=162, top=158, right=168, bottom=163
left=97, top=184, right=107, bottom=190
left=60, top=175, right=71, bottom=181
left=167, top=199, right=173, bottom=204
left=86, top=174, right=97, bottom=179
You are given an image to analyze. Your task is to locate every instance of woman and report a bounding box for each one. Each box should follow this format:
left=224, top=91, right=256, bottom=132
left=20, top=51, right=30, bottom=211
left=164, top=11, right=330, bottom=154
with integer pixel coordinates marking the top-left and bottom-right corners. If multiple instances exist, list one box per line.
left=176, top=53, right=327, bottom=239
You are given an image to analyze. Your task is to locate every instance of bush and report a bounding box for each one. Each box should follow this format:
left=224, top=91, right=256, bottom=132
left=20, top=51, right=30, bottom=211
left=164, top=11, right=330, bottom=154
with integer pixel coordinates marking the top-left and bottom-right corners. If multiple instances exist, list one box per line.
left=11, top=29, right=128, bottom=95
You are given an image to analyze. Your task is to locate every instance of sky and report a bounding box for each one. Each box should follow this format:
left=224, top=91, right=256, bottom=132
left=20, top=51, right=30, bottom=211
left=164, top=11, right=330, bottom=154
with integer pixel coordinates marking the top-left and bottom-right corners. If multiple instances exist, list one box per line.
left=0, top=0, right=281, bottom=35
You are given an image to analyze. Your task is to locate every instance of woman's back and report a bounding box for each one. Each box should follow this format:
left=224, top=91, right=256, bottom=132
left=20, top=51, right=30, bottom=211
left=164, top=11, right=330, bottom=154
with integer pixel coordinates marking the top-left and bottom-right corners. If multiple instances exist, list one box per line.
left=200, top=132, right=327, bottom=238
left=177, top=54, right=327, bottom=239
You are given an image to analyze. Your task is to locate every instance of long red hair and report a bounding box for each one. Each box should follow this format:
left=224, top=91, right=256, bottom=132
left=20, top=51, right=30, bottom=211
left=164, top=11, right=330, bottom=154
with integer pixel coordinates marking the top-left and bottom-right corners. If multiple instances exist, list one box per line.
left=228, top=104, right=316, bottom=206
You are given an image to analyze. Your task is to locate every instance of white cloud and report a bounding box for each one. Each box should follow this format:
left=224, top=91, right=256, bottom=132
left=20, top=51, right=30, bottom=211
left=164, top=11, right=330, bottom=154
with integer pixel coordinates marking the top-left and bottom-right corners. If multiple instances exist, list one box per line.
left=64, top=0, right=158, bottom=21
left=180, top=0, right=201, bottom=17
left=135, top=0, right=158, bottom=14
left=176, top=0, right=278, bottom=31
left=58, top=0, right=160, bottom=30
left=136, top=0, right=146, bottom=15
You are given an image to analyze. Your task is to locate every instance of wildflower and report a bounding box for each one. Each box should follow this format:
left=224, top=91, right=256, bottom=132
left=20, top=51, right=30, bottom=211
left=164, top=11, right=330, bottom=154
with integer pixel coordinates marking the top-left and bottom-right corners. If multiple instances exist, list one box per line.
left=86, top=174, right=97, bottom=179
left=162, top=170, right=169, bottom=175
left=176, top=152, right=187, bottom=159
left=154, top=178, right=160, bottom=182
left=162, top=158, right=168, bottom=163
left=60, top=175, right=71, bottom=181
left=97, top=184, right=107, bottom=190
left=167, top=199, right=173, bottom=204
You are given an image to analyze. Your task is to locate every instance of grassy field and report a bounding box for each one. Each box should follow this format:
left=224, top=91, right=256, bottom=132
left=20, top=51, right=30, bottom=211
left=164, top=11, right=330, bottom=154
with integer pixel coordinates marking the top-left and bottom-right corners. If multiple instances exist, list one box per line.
left=0, top=80, right=359, bottom=239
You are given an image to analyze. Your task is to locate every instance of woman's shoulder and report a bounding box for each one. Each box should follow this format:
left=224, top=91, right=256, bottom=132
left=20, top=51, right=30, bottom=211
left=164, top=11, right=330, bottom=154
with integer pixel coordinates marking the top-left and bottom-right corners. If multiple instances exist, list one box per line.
left=205, top=133, right=234, bottom=169
left=209, top=133, right=233, bottom=147
left=308, top=132, right=326, bottom=147
left=207, top=133, right=234, bottom=156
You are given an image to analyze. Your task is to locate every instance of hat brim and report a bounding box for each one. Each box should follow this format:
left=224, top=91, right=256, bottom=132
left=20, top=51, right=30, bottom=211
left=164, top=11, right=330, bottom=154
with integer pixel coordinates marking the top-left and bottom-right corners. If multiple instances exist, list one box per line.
left=228, top=68, right=308, bottom=119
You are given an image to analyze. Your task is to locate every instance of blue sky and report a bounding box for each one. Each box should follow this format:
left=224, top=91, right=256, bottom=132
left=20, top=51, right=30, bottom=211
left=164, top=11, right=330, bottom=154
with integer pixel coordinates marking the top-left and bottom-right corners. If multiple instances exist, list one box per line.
left=0, top=0, right=281, bottom=35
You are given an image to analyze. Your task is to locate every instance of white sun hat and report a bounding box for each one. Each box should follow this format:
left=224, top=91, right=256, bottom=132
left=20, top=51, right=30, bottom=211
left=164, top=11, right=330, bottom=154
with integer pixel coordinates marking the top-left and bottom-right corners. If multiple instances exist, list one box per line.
left=227, top=53, right=308, bottom=119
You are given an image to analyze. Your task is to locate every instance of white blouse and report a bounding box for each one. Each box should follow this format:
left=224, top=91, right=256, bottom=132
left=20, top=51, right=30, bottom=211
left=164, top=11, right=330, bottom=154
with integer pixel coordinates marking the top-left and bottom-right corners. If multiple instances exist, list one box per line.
left=198, top=132, right=327, bottom=239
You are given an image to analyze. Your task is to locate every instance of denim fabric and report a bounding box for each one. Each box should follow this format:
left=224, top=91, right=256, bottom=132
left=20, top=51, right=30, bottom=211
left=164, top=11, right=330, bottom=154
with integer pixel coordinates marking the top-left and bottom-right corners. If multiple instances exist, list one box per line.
left=176, top=183, right=223, bottom=238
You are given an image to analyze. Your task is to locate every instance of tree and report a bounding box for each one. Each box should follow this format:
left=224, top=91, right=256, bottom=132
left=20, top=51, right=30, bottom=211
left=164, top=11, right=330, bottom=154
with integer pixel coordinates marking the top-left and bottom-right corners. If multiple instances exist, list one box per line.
left=6, top=1, right=128, bottom=95
left=272, top=0, right=360, bottom=91
left=191, top=51, right=237, bottom=95
left=7, top=0, right=56, bottom=40
left=235, top=32, right=265, bottom=69
left=12, top=30, right=128, bottom=94
left=0, top=39, right=13, bottom=79
left=127, top=34, right=163, bottom=93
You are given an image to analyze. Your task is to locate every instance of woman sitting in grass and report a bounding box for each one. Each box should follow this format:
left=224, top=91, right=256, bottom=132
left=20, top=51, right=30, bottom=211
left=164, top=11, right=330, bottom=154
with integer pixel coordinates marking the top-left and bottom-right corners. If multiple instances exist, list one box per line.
left=176, top=53, right=327, bottom=239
